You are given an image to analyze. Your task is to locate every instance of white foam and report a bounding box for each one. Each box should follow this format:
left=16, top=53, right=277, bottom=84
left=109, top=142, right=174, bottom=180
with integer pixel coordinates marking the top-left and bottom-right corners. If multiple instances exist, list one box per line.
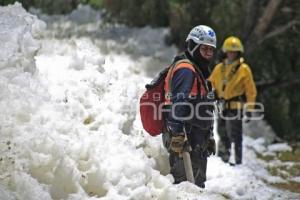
left=0, top=3, right=299, bottom=200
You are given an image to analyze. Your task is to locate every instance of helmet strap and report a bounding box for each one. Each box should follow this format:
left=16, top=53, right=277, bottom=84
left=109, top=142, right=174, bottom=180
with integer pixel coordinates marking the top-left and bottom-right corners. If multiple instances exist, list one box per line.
left=188, top=43, right=200, bottom=57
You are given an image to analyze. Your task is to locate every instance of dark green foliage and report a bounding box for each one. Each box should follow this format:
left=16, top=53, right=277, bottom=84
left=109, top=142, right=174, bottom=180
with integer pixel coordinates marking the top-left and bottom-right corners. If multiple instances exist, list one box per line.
left=0, top=0, right=15, bottom=5
left=167, top=1, right=225, bottom=48
left=102, top=0, right=169, bottom=27
left=84, top=0, right=103, bottom=9
left=247, top=5, right=300, bottom=140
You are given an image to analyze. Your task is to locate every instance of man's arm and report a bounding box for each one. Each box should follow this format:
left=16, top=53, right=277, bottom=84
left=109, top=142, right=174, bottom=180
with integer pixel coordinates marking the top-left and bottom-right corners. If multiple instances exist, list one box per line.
left=244, top=65, right=257, bottom=110
left=166, top=68, right=195, bottom=134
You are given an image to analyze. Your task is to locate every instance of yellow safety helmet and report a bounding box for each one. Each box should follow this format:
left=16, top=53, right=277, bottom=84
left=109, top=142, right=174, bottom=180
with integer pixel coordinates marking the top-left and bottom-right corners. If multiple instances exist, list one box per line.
left=222, top=36, right=244, bottom=53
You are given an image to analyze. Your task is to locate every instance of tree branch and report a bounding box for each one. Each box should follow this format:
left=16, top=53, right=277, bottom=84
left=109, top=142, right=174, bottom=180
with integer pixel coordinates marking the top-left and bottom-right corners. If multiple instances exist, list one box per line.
left=253, top=0, right=282, bottom=39
left=245, top=0, right=282, bottom=54
left=259, top=20, right=300, bottom=44
left=256, top=76, right=300, bottom=91
left=242, top=0, right=260, bottom=41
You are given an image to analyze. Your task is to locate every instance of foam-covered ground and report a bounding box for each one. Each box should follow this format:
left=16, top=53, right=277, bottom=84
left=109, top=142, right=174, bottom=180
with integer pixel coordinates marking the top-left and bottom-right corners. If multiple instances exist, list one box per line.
left=0, top=3, right=299, bottom=200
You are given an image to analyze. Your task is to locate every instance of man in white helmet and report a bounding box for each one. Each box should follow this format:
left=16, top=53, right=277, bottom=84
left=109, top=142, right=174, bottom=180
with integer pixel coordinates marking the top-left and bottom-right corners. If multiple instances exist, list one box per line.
left=162, top=25, right=217, bottom=188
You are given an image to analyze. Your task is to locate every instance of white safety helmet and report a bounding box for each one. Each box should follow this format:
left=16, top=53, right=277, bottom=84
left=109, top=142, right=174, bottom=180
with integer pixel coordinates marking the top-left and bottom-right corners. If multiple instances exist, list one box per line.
left=186, top=25, right=217, bottom=56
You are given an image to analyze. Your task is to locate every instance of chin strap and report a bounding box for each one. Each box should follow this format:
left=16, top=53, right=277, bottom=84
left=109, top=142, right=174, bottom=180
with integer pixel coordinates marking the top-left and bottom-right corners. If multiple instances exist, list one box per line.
left=188, top=43, right=200, bottom=58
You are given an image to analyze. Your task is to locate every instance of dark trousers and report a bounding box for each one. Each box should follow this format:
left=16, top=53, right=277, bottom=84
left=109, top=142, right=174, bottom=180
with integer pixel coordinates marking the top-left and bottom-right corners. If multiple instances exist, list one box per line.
left=162, top=125, right=211, bottom=188
left=217, top=110, right=243, bottom=164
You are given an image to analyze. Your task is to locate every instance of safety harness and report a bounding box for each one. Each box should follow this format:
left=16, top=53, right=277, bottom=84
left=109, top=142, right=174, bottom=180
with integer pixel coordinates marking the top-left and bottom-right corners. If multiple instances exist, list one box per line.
left=220, top=57, right=246, bottom=110
left=164, top=58, right=208, bottom=105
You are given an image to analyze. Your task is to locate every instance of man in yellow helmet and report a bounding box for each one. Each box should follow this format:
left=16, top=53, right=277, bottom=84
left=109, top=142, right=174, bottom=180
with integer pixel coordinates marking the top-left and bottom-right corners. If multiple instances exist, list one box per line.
left=209, top=36, right=257, bottom=165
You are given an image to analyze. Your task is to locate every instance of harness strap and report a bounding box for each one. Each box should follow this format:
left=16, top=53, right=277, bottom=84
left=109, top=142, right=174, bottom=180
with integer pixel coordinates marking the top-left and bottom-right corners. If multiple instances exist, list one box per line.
left=165, top=58, right=207, bottom=104
left=168, top=59, right=195, bottom=93
left=224, top=94, right=246, bottom=110
left=220, top=57, right=244, bottom=98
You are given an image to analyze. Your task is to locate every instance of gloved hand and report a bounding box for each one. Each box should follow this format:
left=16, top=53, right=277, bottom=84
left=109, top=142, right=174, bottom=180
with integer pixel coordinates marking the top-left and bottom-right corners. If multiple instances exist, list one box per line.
left=170, top=132, right=186, bottom=153
left=244, top=111, right=252, bottom=123
left=207, top=137, right=216, bottom=156
left=205, top=80, right=216, bottom=101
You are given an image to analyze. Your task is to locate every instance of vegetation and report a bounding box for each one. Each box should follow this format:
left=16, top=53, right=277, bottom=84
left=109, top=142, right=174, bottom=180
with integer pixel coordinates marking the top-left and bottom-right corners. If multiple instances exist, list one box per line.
left=1, top=0, right=300, bottom=140
left=255, top=144, right=300, bottom=193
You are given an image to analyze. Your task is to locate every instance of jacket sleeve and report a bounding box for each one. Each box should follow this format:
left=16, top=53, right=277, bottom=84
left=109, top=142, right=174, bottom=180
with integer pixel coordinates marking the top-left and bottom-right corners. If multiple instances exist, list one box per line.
left=209, top=64, right=221, bottom=98
left=208, top=64, right=220, bottom=92
left=166, top=68, right=195, bottom=134
left=243, top=65, right=257, bottom=110
left=208, top=66, right=217, bottom=89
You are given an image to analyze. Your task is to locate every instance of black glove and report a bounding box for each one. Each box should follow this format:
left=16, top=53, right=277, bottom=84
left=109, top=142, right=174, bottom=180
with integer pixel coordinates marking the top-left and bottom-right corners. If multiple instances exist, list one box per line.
left=207, top=137, right=216, bottom=156
left=170, top=132, right=186, bottom=153
left=244, top=111, right=252, bottom=123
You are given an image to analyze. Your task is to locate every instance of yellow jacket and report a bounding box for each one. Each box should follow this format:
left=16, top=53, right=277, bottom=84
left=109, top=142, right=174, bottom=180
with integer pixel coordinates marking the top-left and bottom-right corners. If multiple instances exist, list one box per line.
left=209, top=57, right=257, bottom=110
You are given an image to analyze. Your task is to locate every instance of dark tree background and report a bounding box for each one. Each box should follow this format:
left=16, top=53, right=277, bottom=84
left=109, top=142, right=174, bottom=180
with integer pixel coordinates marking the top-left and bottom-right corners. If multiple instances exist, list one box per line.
left=1, top=0, right=300, bottom=140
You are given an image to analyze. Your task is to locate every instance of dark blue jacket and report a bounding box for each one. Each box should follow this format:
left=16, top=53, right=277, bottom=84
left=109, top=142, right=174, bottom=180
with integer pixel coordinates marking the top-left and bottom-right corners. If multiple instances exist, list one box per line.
left=166, top=68, right=195, bottom=134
